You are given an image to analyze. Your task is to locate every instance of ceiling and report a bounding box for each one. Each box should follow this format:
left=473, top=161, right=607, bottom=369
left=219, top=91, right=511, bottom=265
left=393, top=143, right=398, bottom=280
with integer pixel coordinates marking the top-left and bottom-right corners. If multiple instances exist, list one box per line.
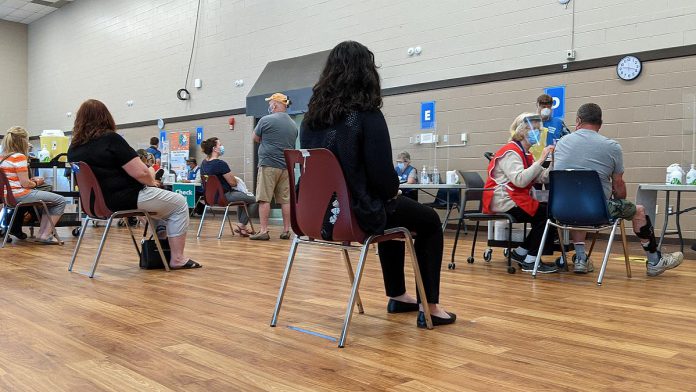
left=0, top=0, right=72, bottom=24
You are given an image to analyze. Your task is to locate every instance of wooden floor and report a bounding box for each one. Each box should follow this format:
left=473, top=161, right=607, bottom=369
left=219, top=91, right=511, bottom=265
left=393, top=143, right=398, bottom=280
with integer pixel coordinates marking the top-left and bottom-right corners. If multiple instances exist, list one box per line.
left=1, top=219, right=695, bottom=391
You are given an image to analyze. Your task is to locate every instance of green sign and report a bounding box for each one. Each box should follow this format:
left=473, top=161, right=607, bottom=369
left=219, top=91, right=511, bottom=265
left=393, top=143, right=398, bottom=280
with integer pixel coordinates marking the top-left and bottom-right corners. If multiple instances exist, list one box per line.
left=172, top=183, right=196, bottom=208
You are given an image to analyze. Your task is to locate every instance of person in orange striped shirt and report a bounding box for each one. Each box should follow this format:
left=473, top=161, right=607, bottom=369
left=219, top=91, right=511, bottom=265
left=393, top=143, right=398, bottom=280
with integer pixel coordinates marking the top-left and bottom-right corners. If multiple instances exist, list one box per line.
left=1, top=127, right=65, bottom=243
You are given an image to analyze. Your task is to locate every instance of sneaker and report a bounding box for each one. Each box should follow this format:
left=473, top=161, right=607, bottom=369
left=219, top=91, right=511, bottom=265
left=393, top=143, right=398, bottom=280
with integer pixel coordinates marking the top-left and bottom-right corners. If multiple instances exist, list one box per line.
left=518, top=260, right=559, bottom=274
left=647, top=252, right=683, bottom=277
left=510, top=249, right=527, bottom=263
left=249, top=231, right=270, bottom=241
left=279, top=231, right=291, bottom=240
left=574, top=257, right=595, bottom=274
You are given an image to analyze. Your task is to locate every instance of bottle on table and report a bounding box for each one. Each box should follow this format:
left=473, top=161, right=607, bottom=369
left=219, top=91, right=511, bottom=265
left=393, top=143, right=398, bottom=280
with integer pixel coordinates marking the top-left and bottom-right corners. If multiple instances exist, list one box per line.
left=420, top=165, right=429, bottom=184
left=432, top=165, right=439, bottom=184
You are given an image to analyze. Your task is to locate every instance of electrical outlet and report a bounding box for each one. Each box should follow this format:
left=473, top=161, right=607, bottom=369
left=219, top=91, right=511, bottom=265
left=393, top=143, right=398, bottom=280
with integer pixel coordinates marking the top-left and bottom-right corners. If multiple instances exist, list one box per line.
left=655, top=205, right=659, bottom=215
left=443, top=134, right=449, bottom=143
left=566, top=49, right=576, bottom=60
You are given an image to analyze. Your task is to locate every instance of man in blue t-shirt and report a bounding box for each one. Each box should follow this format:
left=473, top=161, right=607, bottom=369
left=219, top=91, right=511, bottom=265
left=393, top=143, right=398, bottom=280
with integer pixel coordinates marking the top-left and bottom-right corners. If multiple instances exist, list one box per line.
left=537, top=94, right=569, bottom=146
left=145, top=137, right=162, bottom=167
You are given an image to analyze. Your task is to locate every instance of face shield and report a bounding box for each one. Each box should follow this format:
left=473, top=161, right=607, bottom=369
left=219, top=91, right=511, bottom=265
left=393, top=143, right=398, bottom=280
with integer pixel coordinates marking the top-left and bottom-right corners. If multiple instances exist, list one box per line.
left=524, top=115, right=542, bottom=146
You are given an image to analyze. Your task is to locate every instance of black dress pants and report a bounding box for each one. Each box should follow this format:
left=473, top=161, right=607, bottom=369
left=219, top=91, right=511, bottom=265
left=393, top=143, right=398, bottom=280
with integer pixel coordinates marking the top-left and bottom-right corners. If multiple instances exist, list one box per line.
left=377, top=196, right=443, bottom=304
left=505, top=203, right=555, bottom=256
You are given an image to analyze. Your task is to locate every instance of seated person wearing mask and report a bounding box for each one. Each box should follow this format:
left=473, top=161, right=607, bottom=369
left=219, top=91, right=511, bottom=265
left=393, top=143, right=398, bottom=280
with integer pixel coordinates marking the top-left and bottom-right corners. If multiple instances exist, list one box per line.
left=484, top=113, right=558, bottom=273
left=199, top=137, right=257, bottom=236
left=394, top=151, right=418, bottom=201
left=554, top=103, right=683, bottom=276
left=509, top=113, right=548, bottom=162
left=182, top=158, right=203, bottom=214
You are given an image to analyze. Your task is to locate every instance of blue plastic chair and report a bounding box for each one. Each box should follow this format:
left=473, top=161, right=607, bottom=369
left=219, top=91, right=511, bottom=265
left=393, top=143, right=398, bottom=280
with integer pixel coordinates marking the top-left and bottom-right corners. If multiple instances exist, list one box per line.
left=532, top=170, right=631, bottom=285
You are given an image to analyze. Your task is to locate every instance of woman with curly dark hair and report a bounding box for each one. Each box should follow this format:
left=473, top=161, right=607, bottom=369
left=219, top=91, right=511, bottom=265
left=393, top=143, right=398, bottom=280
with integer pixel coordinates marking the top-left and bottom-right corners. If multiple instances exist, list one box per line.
left=301, top=41, right=455, bottom=327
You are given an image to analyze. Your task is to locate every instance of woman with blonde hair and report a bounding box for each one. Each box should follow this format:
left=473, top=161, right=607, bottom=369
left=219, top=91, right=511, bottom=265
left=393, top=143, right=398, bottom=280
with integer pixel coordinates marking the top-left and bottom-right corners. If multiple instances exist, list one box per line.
left=483, top=113, right=557, bottom=273
left=1, top=126, right=66, bottom=244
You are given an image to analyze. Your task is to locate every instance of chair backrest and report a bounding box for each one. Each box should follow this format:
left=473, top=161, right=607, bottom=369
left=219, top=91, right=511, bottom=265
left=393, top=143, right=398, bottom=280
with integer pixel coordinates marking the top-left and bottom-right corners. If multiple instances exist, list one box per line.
left=74, top=161, right=113, bottom=219
left=458, top=171, right=486, bottom=213
left=284, top=149, right=366, bottom=243
left=548, top=170, right=611, bottom=226
left=201, top=175, right=229, bottom=207
left=0, top=169, right=18, bottom=207
left=483, top=152, right=494, bottom=162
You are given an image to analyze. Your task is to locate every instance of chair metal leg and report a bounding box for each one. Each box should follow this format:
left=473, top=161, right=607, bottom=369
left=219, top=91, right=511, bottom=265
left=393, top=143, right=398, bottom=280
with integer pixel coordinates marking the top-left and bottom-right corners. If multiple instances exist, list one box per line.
left=88, top=217, right=114, bottom=278
left=556, top=226, right=568, bottom=270
left=271, top=236, right=300, bottom=327
left=242, top=204, right=255, bottom=233
left=145, top=213, right=170, bottom=272
left=597, top=221, right=619, bottom=286
left=196, top=205, right=208, bottom=237
left=470, top=221, right=480, bottom=258
left=341, top=249, right=364, bottom=314
left=402, top=229, right=433, bottom=330
left=586, top=231, right=599, bottom=259
left=450, top=218, right=464, bottom=264
left=225, top=207, right=236, bottom=236
left=68, top=217, right=90, bottom=271
left=125, top=219, right=142, bottom=258
left=218, top=206, right=230, bottom=239
left=338, top=240, right=371, bottom=348
left=1, top=207, right=18, bottom=248
left=619, top=220, right=631, bottom=278
left=533, top=220, right=552, bottom=277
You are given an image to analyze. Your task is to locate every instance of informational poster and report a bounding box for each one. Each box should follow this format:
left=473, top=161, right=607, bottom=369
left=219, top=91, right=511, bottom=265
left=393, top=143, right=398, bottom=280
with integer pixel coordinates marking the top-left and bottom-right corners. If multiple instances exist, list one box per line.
left=168, top=131, right=190, bottom=181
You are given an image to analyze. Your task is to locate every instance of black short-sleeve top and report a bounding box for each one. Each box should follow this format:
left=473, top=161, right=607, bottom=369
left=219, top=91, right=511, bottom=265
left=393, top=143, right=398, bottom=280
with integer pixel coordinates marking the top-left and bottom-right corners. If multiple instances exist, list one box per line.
left=68, top=132, right=144, bottom=212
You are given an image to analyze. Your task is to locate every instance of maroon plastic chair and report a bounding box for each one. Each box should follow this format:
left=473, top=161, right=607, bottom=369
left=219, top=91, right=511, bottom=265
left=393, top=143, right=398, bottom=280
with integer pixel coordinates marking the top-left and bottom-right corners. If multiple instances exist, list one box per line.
left=196, top=174, right=255, bottom=238
left=270, top=149, right=433, bottom=348
left=68, top=162, right=169, bottom=277
left=0, top=170, right=64, bottom=248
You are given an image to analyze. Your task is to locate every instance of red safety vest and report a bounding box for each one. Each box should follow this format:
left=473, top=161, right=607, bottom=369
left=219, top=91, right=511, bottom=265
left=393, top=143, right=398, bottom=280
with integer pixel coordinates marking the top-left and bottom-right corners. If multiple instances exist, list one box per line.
left=482, top=141, right=539, bottom=216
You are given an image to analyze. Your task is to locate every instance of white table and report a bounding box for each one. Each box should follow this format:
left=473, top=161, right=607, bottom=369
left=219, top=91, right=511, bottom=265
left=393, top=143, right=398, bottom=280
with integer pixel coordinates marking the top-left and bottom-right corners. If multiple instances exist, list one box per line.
left=636, top=184, right=696, bottom=253
left=400, top=183, right=467, bottom=231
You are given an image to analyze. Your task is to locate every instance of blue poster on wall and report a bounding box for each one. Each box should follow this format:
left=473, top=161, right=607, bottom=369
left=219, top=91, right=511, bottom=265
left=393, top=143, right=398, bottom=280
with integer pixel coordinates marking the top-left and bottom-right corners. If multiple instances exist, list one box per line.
left=420, top=101, right=436, bottom=130
left=159, top=130, right=167, bottom=143
left=544, top=86, right=565, bottom=119
left=196, top=127, right=203, bottom=145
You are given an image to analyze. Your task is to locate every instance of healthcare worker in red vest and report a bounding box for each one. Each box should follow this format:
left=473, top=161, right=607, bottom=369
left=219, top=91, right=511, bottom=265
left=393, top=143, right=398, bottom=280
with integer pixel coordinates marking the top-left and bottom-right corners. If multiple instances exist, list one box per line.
left=483, top=113, right=558, bottom=273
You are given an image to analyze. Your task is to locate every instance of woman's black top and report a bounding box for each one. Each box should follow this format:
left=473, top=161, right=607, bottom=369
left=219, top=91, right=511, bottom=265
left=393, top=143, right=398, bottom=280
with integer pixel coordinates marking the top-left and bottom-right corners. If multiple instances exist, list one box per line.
left=68, top=132, right=143, bottom=212
left=300, top=110, right=399, bottom=234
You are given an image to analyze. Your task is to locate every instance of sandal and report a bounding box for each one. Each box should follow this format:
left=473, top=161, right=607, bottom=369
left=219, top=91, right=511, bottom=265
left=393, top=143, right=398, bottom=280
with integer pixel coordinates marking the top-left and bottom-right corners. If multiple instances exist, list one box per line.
left=234, top=224, right=254, bottom=237
left=170, top=259, right=202, bottom=270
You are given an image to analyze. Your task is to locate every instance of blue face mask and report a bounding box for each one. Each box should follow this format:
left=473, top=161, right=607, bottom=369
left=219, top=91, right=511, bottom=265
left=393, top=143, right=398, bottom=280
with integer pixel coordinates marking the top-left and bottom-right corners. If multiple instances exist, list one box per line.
left=218, top=145, right=225, bottom=156
left=526, top=129, right=541, bottom=145
left=396, top=162, right=406, bottom=171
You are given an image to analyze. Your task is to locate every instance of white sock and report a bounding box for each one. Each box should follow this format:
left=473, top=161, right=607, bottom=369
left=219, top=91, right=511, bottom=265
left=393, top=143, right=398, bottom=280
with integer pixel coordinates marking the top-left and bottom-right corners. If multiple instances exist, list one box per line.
left=515, top=247, right=528, bottom=256
left=524, top=255, right=537, bottom=264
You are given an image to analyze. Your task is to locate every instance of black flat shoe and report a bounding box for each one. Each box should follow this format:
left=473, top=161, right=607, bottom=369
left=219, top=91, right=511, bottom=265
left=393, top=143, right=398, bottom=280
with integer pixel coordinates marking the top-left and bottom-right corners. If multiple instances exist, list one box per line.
left=417, top=311, right=457, bottom=328
left=387, top=299, right=419, bottom=313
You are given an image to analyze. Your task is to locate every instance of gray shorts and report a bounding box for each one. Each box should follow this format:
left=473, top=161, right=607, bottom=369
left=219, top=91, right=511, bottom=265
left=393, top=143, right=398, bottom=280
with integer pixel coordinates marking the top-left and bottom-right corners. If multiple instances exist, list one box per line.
left=137, top=187, right=189, bottom=237
left=15, top=189, right=67, bottom=216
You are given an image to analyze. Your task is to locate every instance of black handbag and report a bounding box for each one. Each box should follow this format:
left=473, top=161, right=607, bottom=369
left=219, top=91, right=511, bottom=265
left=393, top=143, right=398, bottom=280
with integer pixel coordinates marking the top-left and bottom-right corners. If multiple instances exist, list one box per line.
left=139, top=237, right=170, bottom=269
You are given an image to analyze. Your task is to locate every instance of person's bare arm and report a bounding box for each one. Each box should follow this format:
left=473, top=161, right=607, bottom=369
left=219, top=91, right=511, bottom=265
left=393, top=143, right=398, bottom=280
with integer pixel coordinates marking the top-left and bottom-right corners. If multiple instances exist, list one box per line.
left=612, top=172, right=627, bottom=199
left=16, top=170, right=38, bottom=188
left=122, top=156, right=157, bottom=186
left=222, top=171, right=238, bottom=187
left=253, top=134, right=261, bottom=143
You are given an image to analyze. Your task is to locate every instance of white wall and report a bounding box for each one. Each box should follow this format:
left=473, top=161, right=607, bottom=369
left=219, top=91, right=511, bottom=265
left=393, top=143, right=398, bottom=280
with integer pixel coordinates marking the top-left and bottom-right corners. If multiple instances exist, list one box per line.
left=26, top=0, right=696, bottom=132
left=0, top=20, right=27, bottom=133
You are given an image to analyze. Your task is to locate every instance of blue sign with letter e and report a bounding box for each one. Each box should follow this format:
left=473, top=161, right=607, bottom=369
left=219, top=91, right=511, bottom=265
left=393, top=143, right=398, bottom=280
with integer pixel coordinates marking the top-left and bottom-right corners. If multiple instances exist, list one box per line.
left=544, top=86, right=565, bottom=119
left=196, top=127, right=204, bottom=145
left=420, top=101, right=436, bottom=130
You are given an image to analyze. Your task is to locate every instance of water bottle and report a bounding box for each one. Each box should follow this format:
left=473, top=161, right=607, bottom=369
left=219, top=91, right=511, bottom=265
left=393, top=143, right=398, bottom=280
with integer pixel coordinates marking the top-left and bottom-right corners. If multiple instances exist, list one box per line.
left=432, top=165, right=440, bottom=184
left=687, top=164, right=696, bottom=185
left=420, top=165, right=429, bottom=184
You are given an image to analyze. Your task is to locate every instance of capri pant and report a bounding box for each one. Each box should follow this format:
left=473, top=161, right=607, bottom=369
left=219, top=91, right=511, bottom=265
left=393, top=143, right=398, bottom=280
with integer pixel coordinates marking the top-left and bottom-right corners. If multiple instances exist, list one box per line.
left=137, top=187, right=189, bottom=237
left=15, top=189, right=67, bottom=216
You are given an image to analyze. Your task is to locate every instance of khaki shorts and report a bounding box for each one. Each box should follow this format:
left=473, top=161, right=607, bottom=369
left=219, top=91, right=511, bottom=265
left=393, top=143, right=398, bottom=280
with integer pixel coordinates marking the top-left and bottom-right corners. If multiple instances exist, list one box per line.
left=607, top=199, right=637, bottom=220
left=256, top=166, right=290, bottom=204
